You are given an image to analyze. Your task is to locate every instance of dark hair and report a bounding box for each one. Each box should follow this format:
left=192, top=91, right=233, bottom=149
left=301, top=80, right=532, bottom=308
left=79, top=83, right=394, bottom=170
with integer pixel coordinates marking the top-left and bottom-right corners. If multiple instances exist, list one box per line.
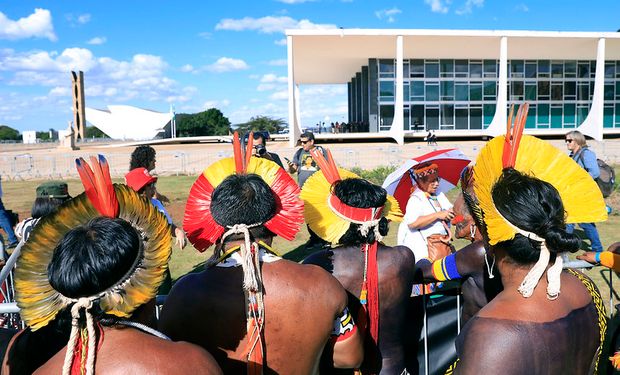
left=211, top=174, right=277, bottom=242
left=129, top=145, right=156, bottom=171
left=491, top=168, right=580, bottom=264
left=10, top=217, right=142, bottom=374
left=333, top=178, right=389, bottom=245
left=48, top=217, right=141, bottom=298
left=31, top=197, right=70, bottom=219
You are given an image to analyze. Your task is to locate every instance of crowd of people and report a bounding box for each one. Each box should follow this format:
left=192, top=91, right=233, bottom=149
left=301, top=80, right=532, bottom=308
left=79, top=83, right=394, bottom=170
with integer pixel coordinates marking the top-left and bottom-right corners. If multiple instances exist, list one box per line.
left=0, top=120, right=617, bottom=374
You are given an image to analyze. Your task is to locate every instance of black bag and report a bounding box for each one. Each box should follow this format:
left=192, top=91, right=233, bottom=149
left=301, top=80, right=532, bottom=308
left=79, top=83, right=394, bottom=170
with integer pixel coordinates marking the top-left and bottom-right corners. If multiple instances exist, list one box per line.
left=596, top=159, right=615, bottom=198
left=578, top=149, right=615, bottom=198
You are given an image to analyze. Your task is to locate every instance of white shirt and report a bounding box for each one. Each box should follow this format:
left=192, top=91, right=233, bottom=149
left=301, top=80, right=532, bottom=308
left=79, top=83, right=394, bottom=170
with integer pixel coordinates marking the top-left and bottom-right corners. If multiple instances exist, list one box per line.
left=397, top=188, right=453, bottom=262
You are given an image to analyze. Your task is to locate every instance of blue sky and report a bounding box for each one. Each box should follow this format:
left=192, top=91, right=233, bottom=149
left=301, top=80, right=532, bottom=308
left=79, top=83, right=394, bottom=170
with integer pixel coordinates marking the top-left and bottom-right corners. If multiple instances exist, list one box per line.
left=1, top=0, right=620, bottom=132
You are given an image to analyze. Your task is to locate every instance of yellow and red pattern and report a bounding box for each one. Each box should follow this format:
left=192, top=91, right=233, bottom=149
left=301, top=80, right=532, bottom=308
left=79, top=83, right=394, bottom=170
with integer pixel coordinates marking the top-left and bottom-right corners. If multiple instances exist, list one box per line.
left=183, top=134, right=303, bottom=251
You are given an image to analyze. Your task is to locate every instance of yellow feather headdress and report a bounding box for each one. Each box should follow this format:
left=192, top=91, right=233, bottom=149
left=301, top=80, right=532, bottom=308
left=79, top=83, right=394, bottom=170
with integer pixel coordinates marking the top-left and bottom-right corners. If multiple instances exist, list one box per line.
left=473, top=104, right=607, bottom=299
left=300, top=148, right=402, bottom=244
left=15, top=156, right=172, bottom=331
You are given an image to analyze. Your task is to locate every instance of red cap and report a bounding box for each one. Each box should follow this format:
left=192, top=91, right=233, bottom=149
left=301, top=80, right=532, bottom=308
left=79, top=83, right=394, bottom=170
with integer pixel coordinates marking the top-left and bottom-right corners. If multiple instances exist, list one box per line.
left=125, top=168, right=157, bottom=192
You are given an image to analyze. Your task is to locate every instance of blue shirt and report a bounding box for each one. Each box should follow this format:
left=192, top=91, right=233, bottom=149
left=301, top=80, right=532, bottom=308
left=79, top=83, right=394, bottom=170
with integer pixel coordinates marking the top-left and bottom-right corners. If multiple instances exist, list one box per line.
left=151, top=198, right=173, bottom=224
left=571, top=148, right=600, bottom=179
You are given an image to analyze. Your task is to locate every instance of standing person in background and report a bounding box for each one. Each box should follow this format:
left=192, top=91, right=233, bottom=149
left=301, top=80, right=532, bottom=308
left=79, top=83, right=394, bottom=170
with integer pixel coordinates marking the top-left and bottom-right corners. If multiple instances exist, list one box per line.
left=565, top=130, right=603, bottom=252
left=0, top=177, right=18, bottom=249
left=15, top=181, right=71, bottom=243
left=125, top=168, right=186, bottom=249
left=288, top=132, right=329, bottom=248
left=125, top=167, right=186, bottom=295
left=245, top=132, right=284, bottom=169
left=129, top=144, right=169, bottom=204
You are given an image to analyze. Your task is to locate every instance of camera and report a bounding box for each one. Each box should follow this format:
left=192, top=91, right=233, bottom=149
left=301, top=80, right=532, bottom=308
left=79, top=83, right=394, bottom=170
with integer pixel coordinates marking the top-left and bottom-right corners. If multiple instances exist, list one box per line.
left=254, top=144, right=267, bottom=157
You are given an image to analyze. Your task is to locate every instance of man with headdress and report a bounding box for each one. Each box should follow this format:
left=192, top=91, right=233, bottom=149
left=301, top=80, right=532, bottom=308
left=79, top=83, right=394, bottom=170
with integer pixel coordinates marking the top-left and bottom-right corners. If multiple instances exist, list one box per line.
left=5, top=155, right=221, bottom=374
left=445, top=105, right=607, bottom=374
left=159, top=133, right=363, bottom=373
left=300, top=149, right=415, bottom=374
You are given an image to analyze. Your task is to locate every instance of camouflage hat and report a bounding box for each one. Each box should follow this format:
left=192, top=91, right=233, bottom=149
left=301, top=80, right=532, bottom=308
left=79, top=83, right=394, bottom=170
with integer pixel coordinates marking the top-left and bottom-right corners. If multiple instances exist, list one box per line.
left=36, top=181, right=70, bottom=199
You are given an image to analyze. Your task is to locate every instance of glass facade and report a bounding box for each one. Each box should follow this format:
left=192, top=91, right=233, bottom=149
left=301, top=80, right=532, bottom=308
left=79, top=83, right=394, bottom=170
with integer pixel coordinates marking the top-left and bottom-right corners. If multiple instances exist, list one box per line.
left=355, top=58, right=620, bottom=132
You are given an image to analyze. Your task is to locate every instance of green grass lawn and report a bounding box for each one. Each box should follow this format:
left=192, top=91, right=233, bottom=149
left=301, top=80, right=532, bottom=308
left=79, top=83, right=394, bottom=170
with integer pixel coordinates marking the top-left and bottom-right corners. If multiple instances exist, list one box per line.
left=3, top=173, right=620, bottom=314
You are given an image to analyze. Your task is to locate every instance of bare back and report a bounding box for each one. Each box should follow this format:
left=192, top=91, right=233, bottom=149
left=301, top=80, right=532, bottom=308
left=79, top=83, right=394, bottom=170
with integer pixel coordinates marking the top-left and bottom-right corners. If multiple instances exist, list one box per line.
left=34, top=327, right=222, bottom=374
left=159, top=258, right=347, bottom=374
left=303, top=244, right=415, bottom=374
left=455, top=270, right=603, bottom=375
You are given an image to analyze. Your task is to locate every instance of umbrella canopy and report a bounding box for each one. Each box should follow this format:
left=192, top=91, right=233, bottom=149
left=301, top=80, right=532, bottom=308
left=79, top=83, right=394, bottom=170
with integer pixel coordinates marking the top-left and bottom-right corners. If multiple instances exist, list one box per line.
left=382, top=149, right=471, bottom=214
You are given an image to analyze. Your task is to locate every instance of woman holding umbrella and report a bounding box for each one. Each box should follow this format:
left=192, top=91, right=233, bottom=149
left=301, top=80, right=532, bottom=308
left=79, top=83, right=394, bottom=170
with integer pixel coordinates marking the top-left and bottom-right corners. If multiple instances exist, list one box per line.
left=397, top=162, right=456, bottom=263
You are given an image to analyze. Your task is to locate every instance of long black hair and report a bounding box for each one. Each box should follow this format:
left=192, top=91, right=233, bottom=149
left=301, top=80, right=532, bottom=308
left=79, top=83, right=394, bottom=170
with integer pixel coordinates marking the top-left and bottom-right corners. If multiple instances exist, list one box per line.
left=129, top=145, right=156, bottom=171
left=491, top=168, right=580, bottom=264
left=333, top=178, right=389, bottom=245
left=8, top=217, right=143, bottom=374
left=31, top=197, right=70, bottom=219
left=211, top=174, right=277, bottom=243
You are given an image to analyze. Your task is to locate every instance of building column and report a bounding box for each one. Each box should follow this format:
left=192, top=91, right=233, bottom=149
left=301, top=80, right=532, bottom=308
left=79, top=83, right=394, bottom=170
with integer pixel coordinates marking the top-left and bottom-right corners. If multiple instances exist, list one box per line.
left=287, top=35, right=301, bottom=147
left=486, top=36, right=508, bottom=138
left=578, top=38, right=605, bottom=141
left=388, top=35, right=404, bottom=145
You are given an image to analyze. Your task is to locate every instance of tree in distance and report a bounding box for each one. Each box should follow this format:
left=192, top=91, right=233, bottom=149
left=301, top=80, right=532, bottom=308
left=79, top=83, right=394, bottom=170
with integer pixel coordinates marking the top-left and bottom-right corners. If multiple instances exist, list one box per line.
left=236, top=116, right=287, bottom=135
left=175, top=108, right=231, bottom=137
left=0, top=125, right=20, bottom=141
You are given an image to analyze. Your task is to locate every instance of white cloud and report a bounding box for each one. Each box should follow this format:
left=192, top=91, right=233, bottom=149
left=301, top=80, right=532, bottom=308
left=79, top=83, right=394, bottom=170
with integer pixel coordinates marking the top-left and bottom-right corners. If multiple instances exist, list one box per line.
left=180, top=64, right=195, bottom=73
left=0, top=8, right=57, bottom=41
left=0, top=47, right=186, bottom=104
left=455, top=0, right=484, bottom=15
left=204, top=57, right=249, bottom=73
left=515, top=3, right=529, bottom=12
left=274, top=38, right=287, bottom=46
left=268, top=58, right=287, bottom=66
left=424, top=0, right=450, bottom=14
left=198, top=31, right=212, bottom=39
left=203, top=99, right=231, bottom=109
left=215, top=16, right=337, bottom=34
left=0, top=47, right=97, bottom=73
left=375, top=7, right=402, bottom=23
left=77, top=14, right=91, bottom=24
left=48, top=86, right=69, bottom=96
left=229, top=102, right=287, bottom=125
left=257, top=83, right=277, bottom=91
left=270, top=90, right=289, bottom=101
left=87, top=36, right=107, bottom=45
left=166, top=86, right=198, bottom=103
left=298, top=84, right=348, bottom=124
left=260, top=73, right=288, bottom=83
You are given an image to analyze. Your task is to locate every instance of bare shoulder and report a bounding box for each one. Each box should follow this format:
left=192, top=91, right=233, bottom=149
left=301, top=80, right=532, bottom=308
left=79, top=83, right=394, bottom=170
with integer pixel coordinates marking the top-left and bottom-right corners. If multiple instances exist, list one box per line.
left=162, top=340, right=223, bottom=374
left=270, top=259, right=347, bottom=308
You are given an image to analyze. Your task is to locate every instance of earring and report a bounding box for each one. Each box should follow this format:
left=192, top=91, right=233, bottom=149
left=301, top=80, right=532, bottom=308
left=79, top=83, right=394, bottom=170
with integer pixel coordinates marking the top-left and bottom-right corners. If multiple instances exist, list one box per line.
left=484, top=251, right=495, bottom=279
left=469, top=224, right=477, bottom=241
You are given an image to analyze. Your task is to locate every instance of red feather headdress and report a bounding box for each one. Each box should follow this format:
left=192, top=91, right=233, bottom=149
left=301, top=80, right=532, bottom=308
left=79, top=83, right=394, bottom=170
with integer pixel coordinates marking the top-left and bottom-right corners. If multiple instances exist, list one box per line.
left=183, top=132, right=303, bottom=251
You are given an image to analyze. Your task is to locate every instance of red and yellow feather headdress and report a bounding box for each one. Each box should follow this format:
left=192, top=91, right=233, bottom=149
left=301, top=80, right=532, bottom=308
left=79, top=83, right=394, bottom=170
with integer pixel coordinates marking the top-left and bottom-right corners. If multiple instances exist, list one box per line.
left=300, top=148, right=402, bottom=245
left=183, top=132, right=303, bottom=250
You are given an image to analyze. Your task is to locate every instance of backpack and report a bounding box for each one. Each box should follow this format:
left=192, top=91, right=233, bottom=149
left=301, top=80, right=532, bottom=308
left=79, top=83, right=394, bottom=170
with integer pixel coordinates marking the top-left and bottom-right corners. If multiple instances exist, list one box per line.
left=596, top=159, right=615, bottom=198
left=577, top=149, right=615, bottom=198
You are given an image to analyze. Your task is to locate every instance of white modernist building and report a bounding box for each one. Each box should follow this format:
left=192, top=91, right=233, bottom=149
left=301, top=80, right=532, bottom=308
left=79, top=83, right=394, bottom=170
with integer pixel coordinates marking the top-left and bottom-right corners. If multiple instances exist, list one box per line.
left=85, top=105, right=172, bottom=141
left=285, top=29, right=620, bottom=145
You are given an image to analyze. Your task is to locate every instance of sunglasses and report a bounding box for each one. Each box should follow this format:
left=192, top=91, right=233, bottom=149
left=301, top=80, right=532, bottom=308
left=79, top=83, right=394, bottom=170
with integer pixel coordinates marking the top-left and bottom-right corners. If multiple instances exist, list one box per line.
left=565, top=139, right=573, bottom=143
left=300, top=140, right=311, bottom=144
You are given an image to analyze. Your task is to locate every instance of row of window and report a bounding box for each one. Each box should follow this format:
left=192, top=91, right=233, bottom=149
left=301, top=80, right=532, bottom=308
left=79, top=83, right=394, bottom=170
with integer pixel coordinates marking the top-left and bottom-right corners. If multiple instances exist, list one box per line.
left=377, top=80, right=620, bottom=103
left=377, top=59, right=620, bottom=80
left=379, top=103, right=620, bottom=131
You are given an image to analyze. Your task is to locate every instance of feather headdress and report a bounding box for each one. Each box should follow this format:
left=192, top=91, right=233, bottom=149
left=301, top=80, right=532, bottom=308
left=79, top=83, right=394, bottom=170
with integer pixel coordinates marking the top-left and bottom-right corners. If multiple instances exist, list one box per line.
left=473, top=104, right=607, bottom=299
left=183, top=132, right=303, bottom=374
left=300, top=148, right=402, bottom=352
left=15, top=155, right=172, bottom=374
